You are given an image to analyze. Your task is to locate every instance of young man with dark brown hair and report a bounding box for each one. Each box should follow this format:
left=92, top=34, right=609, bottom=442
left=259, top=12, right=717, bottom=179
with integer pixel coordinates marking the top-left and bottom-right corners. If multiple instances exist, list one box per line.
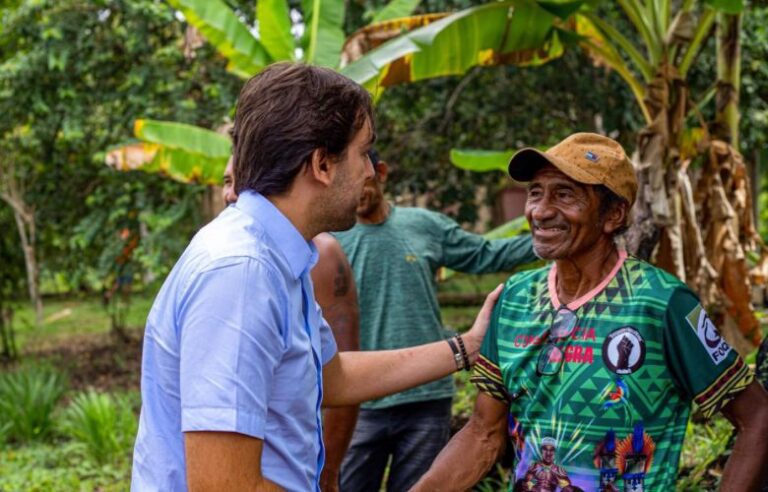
left=131, top=63, right=502, bottom=492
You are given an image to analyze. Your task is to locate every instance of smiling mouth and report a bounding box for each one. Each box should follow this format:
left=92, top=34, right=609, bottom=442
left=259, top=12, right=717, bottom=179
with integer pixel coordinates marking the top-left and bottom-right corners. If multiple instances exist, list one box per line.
left=533, top=225, right=568, bottom=238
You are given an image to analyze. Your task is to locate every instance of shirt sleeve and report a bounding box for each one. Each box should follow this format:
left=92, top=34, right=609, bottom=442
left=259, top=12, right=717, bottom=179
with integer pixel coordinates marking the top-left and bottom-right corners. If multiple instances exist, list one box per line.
left=662, top=287, right=754, bottom=419
left=178, top=258, right=287, bottom=439
left=317, top=309, right=338, bottom=365
left=436, top=212, right=538, bottom=274
left=471, top=284, right=511, bottom=404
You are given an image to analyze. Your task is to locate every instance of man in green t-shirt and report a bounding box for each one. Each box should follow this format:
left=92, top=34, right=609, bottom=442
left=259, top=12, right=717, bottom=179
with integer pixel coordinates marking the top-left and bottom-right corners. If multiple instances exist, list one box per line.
left=335, top=150, right=537, bottom=491
left=414, top=133, right=768, bottom=492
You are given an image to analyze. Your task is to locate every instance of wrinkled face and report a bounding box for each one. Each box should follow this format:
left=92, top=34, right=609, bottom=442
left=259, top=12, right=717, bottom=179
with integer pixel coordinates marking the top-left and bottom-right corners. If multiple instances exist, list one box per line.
left=541, top=444, right=556, bottom=465
left=525, top=164, right=604, bottom=260
left=323, top=118, right=375, bottom=231
left=222, top=159, right=237, bottom=205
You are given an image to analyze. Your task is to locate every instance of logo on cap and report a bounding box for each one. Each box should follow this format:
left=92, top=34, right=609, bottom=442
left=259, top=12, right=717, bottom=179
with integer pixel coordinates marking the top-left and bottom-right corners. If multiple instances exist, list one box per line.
left=585, top=150, right=600, bottom=162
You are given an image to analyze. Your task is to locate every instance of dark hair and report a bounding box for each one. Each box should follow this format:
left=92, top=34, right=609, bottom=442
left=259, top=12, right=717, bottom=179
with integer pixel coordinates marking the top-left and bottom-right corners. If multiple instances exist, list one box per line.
left=232, top=63, right=374, bottom=196
left=595, top=185, right=629, bottom=236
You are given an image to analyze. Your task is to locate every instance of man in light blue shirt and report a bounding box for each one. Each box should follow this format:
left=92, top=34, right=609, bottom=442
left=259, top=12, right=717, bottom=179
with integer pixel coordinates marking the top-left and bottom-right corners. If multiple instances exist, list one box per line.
left=131, top=63, right=503, bottom=491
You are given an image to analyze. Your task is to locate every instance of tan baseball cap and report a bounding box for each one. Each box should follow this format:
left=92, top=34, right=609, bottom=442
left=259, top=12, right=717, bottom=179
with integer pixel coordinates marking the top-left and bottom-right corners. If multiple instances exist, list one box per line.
left=507, top=133, right=637, bottom=206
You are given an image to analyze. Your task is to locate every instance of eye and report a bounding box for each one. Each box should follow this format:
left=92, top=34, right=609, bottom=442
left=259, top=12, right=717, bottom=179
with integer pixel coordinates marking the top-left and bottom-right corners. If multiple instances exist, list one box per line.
left=527, top=188, right=543, bottom=200
left=555, top=189, right=575, bottom=200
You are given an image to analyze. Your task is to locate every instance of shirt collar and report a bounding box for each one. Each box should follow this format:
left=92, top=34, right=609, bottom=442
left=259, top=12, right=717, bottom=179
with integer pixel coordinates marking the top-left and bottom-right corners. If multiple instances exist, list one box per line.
left=236, top=190, right=318, bottom=279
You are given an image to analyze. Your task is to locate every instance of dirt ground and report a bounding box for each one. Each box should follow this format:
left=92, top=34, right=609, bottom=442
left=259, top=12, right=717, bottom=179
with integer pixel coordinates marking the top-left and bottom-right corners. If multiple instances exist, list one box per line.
left=20, top=330, right=143, bottom=393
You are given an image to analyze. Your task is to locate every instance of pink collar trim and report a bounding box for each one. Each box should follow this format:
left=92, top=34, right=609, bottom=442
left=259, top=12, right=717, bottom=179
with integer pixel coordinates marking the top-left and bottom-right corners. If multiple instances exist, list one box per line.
left=548, top=250, right=627, bottom=311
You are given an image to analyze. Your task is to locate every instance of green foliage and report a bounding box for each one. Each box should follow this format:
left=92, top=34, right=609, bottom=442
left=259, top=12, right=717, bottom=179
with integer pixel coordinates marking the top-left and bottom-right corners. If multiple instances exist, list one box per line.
left=0, top=366, right=67, bottom=443
left=372, top=0, right=423, bottom=23
left=450, top=149, right=514, bottom=173
left=167, top=0, right=270, bottom=78
left=60, top=390, right=138, bottom=464
left=341, top=1, right=577, bottom=92
left=0, top=0, right=242, bottom=298
left=0, top=440, right=130, bottom=491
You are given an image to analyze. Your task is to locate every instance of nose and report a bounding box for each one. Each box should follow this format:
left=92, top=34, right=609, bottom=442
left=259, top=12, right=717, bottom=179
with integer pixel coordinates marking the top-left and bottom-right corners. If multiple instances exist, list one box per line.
left=529, top=192, right=557, bottom=222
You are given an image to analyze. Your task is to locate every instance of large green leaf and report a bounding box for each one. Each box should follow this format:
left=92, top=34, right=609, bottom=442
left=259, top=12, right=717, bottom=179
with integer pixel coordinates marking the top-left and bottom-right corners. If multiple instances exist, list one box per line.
left=258, top=0, right=296, bottom=61
left=450, top=149, right=513, bottom=173
left=105, top=120, right=231, bottom=186
left=703, top=0, right=744, bottom=14
left=135, top=120, right=231, bottom=158
left=372, top=0, right=422, bottom=24
left=302, top=0, right=346, bottom=67
left=168, top=0, right=270, bottom=78
left=341, top=1, right=580, bottom=91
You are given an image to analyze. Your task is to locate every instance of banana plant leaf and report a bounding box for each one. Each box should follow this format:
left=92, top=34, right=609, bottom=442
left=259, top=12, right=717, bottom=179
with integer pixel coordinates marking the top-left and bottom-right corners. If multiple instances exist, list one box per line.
left=450, top=149, right=514, bottom=173
left=302, top=0, right=346, bottom=67
left=167, top=0, right=271, bottom=78
left=105, top=120, right=231, bottom=186
left=372, top=0, right=423, bottom=24
left=257, top=0, right=296, bottom=62
left=341, top=0, right=583, bottom=92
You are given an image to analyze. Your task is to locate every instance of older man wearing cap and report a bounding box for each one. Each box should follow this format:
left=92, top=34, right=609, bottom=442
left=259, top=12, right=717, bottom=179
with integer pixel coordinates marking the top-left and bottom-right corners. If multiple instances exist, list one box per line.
left=413, top=133, right=768, bottom=492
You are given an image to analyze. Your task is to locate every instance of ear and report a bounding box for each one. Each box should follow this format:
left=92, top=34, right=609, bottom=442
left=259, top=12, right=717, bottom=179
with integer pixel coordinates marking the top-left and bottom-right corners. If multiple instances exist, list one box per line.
left=307, top=148, right=334, bottom=186
left=376, top=161, right=390, bottom=184
left=602, top=201, right=629, bottom=235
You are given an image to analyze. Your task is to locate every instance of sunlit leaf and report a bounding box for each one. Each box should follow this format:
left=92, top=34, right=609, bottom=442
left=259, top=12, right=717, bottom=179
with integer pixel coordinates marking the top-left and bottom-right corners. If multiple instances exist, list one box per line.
left=342, top=1, right=581, bottom=92
left=302, top=0, right=345, bottom=67
left=168, top=0, right=270, bottom=78
left=450, top=149, right=514, bottom=173
left=106, top=120, right=231, bottom=185
left=258, top=0, right=296, bottom=61
left=372, top=0, right=422, bottom=24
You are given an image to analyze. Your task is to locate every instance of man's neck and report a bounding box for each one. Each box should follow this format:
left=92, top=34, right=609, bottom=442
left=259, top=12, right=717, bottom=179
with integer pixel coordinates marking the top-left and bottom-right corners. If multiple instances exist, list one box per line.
left=267, top=193, right=316, bottom=241
left=357, top=201, right=390, bottom=225
left=554, top=240, right=620, bottom=305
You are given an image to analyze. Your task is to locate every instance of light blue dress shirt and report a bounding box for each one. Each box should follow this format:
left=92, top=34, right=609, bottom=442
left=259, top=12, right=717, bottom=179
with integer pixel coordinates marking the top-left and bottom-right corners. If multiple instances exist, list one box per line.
left=131, top=191, right=337, bottom=492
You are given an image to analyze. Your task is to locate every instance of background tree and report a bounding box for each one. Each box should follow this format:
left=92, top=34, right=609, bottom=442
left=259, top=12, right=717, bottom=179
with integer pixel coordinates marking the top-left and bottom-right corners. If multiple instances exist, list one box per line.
left=0, top=0, right=243, bottom=334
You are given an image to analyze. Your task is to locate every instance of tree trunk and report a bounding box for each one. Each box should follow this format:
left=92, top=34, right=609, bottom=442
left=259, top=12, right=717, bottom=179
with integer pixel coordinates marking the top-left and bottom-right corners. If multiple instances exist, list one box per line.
left=11, top=205, right=43, bottom=325
left=714, top=13, right=741, bottom=147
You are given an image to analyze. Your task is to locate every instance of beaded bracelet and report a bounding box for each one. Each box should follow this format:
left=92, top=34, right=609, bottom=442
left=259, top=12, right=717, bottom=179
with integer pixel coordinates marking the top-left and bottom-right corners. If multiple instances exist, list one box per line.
left=454, top=334, right=471, bottom=371
left=446, top=336, right=464, bottom=370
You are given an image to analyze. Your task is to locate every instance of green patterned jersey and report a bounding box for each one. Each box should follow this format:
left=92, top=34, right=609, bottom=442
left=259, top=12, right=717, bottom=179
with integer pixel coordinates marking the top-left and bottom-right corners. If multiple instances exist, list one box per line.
left=472, top=252, right=753, bottom=492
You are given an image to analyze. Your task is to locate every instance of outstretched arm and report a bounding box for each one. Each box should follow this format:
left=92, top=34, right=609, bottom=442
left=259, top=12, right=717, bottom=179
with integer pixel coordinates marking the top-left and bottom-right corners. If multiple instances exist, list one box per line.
left=322, top=284, right=503, bottom=407
left=719, top=381, right=768, bottom=491
left=411, top=392, right=508, bottom=491
left=312, top=233, right=360, bottom=492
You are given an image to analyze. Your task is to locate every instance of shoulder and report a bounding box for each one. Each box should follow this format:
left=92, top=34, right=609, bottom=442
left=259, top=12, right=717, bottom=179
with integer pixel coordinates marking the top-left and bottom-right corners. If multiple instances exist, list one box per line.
left=504, top=264, right=549, bottom=294
left=622, top=255, right=690, bottom=299
left=314, top=232, right=344, bottom=259
left=312, top=233, right=350, bottom=277
left=394, top=206, right=445, bottom=224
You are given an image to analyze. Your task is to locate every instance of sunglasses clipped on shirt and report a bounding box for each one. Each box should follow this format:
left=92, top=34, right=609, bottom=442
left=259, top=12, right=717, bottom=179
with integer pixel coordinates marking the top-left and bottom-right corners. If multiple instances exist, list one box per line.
left=536, top=306, right=579, bottom=376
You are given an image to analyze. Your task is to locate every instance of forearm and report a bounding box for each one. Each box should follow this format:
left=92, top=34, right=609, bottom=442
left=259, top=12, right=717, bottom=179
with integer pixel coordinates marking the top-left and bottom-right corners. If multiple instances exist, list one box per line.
left=719, top=382, right=768, bottom=491
left=324, top=339, right=461, bottom=406
left=411, top=414, right=506, bottom=491
left=320, top=405, right=359, bottom=489
left=720, top=421, right=768, bottom=491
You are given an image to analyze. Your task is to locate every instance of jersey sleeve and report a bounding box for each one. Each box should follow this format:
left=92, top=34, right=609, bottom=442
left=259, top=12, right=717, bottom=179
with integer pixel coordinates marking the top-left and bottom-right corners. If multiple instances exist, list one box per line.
left=662, top=287, right=754, bottom=419
left=471, top=284, right=512, bottom=404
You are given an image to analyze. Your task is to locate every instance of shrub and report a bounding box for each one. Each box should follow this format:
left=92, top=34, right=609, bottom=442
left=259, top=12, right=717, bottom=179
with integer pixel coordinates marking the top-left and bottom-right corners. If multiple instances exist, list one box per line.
left=60, top=390, right=138, bottom=463
left=0, top=366, right=67, bottom=443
